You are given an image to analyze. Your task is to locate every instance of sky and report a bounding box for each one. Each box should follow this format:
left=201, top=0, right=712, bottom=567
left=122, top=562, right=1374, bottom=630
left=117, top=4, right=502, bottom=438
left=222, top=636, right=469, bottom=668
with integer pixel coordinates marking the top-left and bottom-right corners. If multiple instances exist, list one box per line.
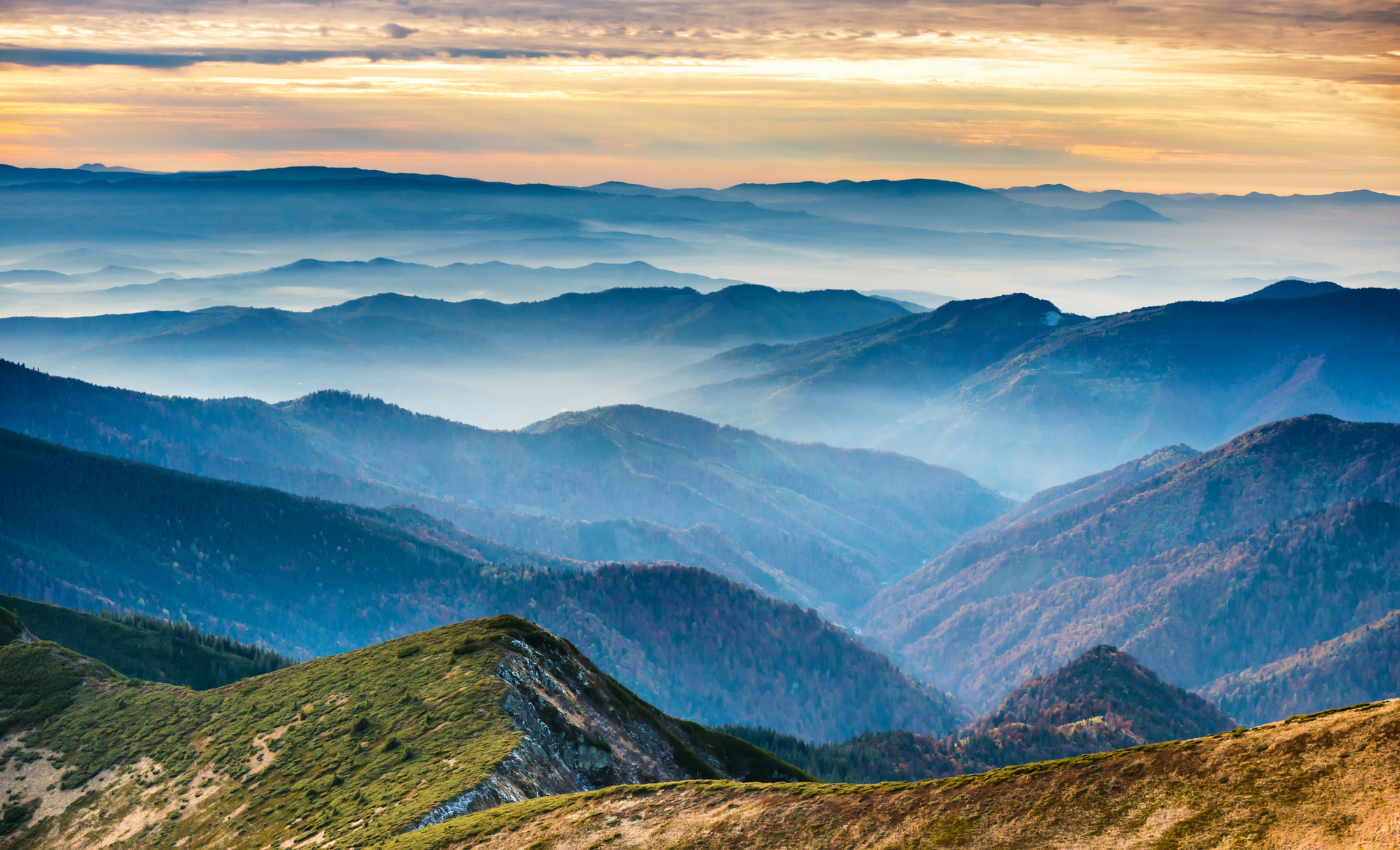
left=0, top=0, right=1397, bottom=193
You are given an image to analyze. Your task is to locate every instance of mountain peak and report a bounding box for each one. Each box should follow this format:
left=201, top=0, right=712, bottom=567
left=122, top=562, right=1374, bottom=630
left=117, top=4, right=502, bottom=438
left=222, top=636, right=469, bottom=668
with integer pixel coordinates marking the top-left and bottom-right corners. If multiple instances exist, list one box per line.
left=1228, top=278, right=1345, bottom=302
left=980, top=645, right=1236, bottom=743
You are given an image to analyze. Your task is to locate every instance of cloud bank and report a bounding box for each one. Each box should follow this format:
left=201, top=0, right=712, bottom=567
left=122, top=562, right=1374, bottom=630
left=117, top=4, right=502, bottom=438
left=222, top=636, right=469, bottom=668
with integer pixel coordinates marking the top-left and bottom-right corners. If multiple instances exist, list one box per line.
left=0, top=0, right=1394, bottom=191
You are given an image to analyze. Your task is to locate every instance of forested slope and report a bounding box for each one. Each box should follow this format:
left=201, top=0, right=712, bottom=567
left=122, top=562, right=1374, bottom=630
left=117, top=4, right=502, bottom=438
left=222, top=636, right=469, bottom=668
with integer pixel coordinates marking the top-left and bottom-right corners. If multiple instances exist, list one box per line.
left=0, top=359, right=1010, bottom=617
left=0, top=428, right=963, bottom=741
left=863, top=415, right=1400, bottom=713
left=1206, top=609, right=1400, bottom=725
left=0, top=595, right=295, bottom=689
left=724, top=645, right=1234, bottom=782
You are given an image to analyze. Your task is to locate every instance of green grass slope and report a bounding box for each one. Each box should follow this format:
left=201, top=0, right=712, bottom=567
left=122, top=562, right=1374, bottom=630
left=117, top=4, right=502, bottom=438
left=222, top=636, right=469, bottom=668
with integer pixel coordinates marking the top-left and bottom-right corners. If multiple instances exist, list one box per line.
left=0, top=615, right=809, bottom=850
left=0, top=428, right=964, bottom=741
left=0, top=594, right=295, bottom=690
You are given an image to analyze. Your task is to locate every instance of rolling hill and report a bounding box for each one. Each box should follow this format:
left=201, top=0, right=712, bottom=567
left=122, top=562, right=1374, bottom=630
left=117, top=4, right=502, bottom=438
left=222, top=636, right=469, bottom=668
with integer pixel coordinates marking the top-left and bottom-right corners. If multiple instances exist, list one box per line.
left=0, top=282, right=909, bottom=360
left=861, top=415, right=1400, bottom=714
left=92, top=259, right=750, bottom=311
left=590, top=177, right=1173, bottom=232
left=0, top=360, right=1010, bottom=617
left=662, top=284, right=1400, bottom=494
left=0, top=427, right=966, bottom=741
left=0, top=615, right=810, bottom=850
left=725, top=645, right=1235, bottom=783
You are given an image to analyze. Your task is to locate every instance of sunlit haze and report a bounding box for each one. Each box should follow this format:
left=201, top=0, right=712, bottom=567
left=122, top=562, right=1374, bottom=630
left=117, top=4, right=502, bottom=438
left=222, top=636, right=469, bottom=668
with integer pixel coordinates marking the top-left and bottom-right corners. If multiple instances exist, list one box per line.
left=1, top=0, right=1396, bottom=192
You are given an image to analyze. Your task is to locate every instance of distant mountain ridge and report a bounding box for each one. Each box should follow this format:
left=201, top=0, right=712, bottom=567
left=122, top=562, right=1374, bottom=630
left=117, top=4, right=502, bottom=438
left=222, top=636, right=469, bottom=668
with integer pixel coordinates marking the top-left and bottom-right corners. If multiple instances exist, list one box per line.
left=655, top=292, right=1082, bottom=442
left=0, top=165, right=1143, bottom=269
left=80, top=258, right=752, bottom=312
left=662, top=284, right=1400, bottom=493
left=1226, top=278, right=1344, bottom=301
left=313, top=282, right=911, bottom=347
left=0, top=281, right=910, bottom=362
left=862, top=415, right=1400, bottom=717
left=589, top=177, right=1173, bottom=231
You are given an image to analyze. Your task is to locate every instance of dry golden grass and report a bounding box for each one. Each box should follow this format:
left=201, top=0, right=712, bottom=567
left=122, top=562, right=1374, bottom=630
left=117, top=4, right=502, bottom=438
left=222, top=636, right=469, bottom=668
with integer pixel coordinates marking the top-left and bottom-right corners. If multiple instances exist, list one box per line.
left=383, top=699, right=1400, bottom=850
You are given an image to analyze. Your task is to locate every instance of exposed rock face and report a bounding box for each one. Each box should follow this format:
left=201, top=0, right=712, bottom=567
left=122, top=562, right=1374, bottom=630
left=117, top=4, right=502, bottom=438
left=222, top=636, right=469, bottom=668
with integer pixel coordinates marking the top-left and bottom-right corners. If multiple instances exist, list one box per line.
left=416, top=630, right=802, bottom=827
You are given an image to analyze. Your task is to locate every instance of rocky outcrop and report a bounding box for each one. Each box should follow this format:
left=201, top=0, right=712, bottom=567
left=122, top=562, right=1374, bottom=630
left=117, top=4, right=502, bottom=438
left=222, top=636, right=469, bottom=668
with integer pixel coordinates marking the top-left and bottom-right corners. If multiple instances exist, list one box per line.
left=416, top=626, right=808, bottom=827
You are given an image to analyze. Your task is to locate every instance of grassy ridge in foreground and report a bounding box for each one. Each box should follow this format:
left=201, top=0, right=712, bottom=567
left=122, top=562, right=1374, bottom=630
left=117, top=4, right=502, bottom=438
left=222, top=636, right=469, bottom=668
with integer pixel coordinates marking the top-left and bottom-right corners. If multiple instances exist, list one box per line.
left=384, top=699, right=1400, bottom=850
left=0, top=614, right=807, bottom=850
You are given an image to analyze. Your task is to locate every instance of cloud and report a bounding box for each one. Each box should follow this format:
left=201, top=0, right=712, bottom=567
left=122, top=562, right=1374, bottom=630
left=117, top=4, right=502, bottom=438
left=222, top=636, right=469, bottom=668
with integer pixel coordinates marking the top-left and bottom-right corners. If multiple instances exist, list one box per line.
left=0, top=46, right=420, bottom=67
left=0, top=0, right=1394, bottom=194
left=0, top=42, right=596, bottom=68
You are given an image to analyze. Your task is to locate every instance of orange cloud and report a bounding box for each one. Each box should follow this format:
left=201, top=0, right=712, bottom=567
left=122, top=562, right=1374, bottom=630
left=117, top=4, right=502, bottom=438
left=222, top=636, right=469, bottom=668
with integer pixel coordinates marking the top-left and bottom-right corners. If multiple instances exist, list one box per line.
left=0, top=0, right=1394, bottom=191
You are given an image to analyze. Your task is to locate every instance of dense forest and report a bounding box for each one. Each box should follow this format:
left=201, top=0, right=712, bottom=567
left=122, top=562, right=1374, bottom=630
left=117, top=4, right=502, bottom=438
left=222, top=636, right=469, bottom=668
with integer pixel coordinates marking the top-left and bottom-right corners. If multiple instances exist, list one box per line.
left=1206, top=608, right=1400, bottom=725
left=0, top=595, right=296, bottom=689
left=0, top=358, right=1010, bottom=617
left=723, top=646, right=1235, bottom=782
left=0, top=427, right=963, bottom=741
left=865, top=415, right=1400, bottom=709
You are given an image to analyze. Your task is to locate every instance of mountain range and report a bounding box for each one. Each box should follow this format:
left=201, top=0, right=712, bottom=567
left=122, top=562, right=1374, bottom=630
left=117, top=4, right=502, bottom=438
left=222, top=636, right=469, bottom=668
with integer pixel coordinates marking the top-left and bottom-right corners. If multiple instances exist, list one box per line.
left=0, top=162, right=1397, bottom=850
left=860, top=414, right=1400, bottom=722
left=0, top=360, right=1008, bottom=618
left=588, top=177, right=1174, bottom=232
left=0, top=166, right=1145, bottom=269
left=0, top=281, right=909, bottom=357
left=660, top=283, right=1400, bottom=493
left=0, top=258, right=756, bottom=315
left=0, top=426, right=965, bottom=741
left=2, top=165, right=1394, bottom=324
left=0, top=281, right=915, bottom=428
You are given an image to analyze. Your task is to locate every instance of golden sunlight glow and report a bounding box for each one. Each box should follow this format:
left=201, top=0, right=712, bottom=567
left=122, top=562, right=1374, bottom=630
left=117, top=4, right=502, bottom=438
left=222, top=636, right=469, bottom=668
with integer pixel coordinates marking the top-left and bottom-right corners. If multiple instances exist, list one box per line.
left=0, top=0, right=1395, bottom=191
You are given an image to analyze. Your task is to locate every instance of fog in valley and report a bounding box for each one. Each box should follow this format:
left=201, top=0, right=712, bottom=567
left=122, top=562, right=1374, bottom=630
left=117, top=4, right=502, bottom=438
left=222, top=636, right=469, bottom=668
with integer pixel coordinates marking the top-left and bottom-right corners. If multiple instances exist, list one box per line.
left=2, top=167, right=1396, bottom=462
